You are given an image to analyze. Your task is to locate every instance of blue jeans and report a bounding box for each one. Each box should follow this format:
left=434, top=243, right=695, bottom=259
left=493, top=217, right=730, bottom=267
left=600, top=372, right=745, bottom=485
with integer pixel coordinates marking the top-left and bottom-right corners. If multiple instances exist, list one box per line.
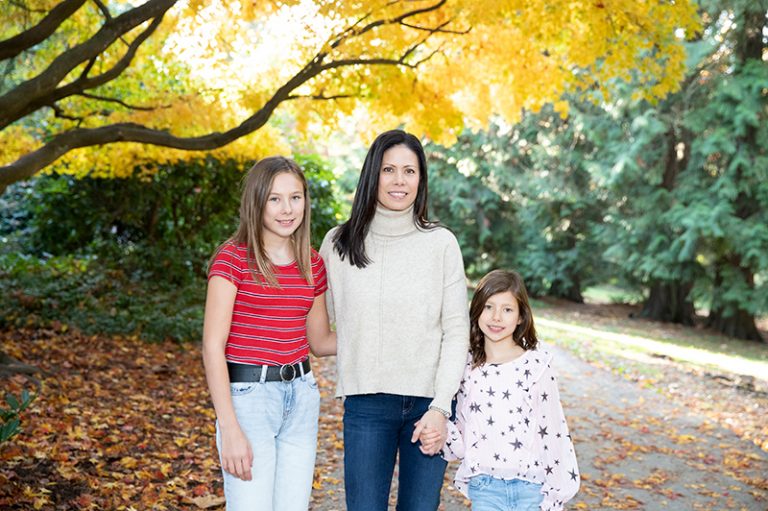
left=216, top=371, right=320, bottom=511
left=468, top=475, right=544, bottom=511
left=343, top=393, right=447, bottom=511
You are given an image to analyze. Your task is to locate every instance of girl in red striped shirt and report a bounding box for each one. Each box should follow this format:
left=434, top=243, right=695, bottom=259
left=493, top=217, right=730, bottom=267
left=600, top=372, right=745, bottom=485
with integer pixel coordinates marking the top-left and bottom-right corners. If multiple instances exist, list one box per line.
left=203, top=156, right=335, bottom=511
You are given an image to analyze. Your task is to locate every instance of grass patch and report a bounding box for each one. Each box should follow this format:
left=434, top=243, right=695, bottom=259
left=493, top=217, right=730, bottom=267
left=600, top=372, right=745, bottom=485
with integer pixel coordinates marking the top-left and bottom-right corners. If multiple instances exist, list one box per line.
left=582, top=284, right=645, bottom=305
left=536, top=308, right=768, bottom=380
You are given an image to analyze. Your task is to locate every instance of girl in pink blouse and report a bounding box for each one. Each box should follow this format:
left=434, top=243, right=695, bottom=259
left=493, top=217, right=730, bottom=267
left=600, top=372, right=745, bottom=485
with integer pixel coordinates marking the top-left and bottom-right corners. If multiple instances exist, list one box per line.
left=442, top=270, right=580, bottom=511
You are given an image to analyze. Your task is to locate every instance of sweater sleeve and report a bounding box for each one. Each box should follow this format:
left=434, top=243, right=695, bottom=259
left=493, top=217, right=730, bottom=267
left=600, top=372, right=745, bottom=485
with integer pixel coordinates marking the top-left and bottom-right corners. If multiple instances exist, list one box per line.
left=537, top=361, right=580, bottom=511
left=443, top=363, right=470, bottom=461
left=429, top=232, right=470, bottom=413
left=319, top=229, right=336, bottom=324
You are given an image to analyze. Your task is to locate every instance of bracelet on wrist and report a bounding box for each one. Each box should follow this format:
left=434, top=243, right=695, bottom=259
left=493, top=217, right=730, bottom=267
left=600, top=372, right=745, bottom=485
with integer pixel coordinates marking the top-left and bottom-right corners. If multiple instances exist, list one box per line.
left=428, top=405, right=450, bottom=418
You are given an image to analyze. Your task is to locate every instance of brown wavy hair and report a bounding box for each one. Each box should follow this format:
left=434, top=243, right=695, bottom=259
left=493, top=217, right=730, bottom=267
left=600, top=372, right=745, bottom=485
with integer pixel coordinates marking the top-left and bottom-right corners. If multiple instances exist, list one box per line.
left=469, top=269, right=538, bottom=367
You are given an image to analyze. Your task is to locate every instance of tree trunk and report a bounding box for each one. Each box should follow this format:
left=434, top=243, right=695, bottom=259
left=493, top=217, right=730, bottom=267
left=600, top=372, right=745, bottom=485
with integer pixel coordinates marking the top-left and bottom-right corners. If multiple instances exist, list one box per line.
left=549, top=278, right=584, bottom=303
left=707, top=260, right=764, bottom=342
left=640, top=281, right=695, bottom=325
left=0, top=351, right=41, bottom=380
left=706, top=308, right=763, bottom=342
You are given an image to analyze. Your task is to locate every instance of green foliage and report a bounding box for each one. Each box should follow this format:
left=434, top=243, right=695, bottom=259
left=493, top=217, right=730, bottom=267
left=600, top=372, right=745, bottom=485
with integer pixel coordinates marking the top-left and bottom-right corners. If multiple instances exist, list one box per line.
left=427, top=125, right=516, bottom=279
left=1, top=389, right=34, bottom=443
left=593, top=2, right=767, bottom=336
left=298, top=154, right=344, bottom=247
left=423, top=0, right=767, bottom=337
left=0, top=253, right=205, bottom=342
left=427, top=109, right=609, bottom=301
left=0, top=154, right=343, bottom=342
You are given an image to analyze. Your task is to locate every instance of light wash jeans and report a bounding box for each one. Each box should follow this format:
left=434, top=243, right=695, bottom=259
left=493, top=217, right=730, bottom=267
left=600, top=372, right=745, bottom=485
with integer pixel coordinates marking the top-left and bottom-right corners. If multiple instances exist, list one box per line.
left=468, top=474, right=544, bottom=511
left=216, top=371, right=320, bottom=511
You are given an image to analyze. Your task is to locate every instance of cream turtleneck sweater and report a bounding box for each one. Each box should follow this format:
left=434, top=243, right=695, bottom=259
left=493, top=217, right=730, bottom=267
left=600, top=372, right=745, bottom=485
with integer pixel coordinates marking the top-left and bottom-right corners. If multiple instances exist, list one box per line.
left=319, top=205, right=469, bottom=412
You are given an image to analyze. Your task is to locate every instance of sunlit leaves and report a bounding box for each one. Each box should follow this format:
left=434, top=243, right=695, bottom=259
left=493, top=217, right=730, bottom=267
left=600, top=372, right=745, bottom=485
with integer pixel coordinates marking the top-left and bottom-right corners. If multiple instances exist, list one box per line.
left=0, top=0, right=700, bottom=180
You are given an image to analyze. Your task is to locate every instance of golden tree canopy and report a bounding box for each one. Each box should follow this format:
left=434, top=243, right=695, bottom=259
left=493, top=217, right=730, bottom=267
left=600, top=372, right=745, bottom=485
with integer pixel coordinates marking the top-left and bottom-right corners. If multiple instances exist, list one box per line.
left=0, top=0, right=700, bottom=189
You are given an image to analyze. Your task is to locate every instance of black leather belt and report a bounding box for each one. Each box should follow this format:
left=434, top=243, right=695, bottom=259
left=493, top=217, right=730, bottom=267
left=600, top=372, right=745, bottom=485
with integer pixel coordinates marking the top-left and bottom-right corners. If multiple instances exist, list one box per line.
left=227, top=360, right=310, bottom=383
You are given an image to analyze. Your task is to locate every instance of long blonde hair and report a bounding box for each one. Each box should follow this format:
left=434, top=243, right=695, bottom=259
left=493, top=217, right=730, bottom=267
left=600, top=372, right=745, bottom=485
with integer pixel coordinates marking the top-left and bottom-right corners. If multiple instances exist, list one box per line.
left=215, top=156, right=313, bottom=287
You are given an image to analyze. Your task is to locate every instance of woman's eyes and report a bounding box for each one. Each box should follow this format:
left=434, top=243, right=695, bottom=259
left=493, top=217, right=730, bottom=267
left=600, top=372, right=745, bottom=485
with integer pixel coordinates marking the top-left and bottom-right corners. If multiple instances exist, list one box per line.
left=381, top=167, right=417, bottom=174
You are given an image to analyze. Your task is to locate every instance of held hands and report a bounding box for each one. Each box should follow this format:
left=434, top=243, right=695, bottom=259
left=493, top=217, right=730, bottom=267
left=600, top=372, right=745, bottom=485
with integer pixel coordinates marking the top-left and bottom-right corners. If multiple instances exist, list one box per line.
left=219, top=424, right=254, bottom=481
left=411, top=409, right=447, bottom=456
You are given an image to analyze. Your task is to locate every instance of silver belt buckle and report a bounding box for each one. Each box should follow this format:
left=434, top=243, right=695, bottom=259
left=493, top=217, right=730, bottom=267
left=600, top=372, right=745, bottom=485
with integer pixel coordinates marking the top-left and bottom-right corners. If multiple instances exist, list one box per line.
left=279, top=363, right=296, bottom=382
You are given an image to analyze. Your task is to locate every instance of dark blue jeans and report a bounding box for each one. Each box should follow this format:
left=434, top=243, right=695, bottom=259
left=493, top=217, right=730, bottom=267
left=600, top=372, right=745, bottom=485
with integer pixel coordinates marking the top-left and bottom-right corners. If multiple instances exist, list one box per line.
left=343, top=393, right=447, bottom=511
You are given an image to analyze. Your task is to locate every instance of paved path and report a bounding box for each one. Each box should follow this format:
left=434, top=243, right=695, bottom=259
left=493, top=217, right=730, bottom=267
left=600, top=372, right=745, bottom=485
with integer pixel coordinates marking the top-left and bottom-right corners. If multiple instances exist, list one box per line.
left=310, top=344, right=768, bottom=510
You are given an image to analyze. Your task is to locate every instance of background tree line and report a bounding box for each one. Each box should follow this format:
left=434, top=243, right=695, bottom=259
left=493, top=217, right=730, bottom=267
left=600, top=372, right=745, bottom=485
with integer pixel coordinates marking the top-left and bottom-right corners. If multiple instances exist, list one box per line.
left=426, top=0, right=766, bottom=342
left=0, top=0, right=763, bottom=349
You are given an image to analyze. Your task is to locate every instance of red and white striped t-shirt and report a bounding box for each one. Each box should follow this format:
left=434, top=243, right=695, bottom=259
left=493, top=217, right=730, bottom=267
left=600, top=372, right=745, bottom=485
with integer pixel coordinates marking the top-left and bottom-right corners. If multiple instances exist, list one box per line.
left=208, top=241, right=328, bottom=366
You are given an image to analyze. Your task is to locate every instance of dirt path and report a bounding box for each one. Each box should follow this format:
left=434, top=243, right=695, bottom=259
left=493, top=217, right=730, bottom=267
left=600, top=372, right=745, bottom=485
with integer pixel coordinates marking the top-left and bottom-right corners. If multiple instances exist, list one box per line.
left=310, top=344, right=768, bottom=510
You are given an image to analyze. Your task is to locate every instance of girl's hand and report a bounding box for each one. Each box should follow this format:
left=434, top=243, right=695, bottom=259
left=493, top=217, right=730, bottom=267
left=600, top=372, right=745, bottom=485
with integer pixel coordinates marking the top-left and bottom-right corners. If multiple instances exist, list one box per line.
left=219, top=425, right=253, bottom=480
left=411, top=409, right=447, bottom=455
left=418, top=425, right=442, bottom=452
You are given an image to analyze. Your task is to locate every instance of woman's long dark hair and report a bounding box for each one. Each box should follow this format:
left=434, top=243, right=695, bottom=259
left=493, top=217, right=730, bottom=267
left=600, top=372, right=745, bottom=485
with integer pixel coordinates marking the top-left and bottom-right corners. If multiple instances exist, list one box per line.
left=469, top=270, right=538, bottom=367
left=332, top=129, right=436, bottom=268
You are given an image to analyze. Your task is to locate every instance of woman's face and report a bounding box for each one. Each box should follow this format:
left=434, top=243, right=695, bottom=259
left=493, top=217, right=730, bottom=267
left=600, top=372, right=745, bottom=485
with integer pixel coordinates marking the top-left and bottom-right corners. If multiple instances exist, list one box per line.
left=377, top=144, right=420, bottom=211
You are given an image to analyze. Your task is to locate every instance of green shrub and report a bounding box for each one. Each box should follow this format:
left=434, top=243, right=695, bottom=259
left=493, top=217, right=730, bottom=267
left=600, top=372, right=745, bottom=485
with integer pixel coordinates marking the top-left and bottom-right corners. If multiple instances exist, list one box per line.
left=1, top=389, right=34, bottom=443
left=0, top=153, right=343, bottom=342
left=0, top=253, right=205, bottom=342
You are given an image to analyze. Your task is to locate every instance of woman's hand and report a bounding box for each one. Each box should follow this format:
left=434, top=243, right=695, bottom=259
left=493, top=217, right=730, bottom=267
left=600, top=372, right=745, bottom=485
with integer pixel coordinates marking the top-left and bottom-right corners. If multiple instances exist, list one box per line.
left=219, top=424, right=254, bottom=480
left=411, top=409, right=447, bottom=455
left=417, top=425, right=442, bottom=453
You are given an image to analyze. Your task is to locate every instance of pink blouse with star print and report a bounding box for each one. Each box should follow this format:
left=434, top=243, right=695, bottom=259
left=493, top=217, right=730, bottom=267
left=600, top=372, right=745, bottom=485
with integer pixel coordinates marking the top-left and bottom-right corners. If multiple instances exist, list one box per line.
left=443, top=346, right=580, bottom=511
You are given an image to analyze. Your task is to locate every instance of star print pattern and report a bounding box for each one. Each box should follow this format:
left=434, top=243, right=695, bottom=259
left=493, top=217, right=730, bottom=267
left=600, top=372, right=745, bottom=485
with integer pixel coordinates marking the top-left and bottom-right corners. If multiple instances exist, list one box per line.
left=443, top=347, right=580, bottom=511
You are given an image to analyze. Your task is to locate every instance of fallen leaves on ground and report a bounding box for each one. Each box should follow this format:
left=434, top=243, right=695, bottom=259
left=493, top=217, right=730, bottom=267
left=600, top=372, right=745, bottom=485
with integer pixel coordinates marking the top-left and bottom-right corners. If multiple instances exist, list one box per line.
left=1, top=299, right=766, bottom=510
left=1, top=328, right=225, bottom=510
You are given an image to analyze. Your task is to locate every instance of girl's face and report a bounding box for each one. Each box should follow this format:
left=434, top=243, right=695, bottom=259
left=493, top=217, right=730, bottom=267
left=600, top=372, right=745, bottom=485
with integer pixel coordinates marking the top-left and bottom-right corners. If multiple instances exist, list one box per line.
left=479, top=291, right=522, bottom=345
left=377, top=144, right=420, bottom=211
left=261, top=172, right=305, bottom=242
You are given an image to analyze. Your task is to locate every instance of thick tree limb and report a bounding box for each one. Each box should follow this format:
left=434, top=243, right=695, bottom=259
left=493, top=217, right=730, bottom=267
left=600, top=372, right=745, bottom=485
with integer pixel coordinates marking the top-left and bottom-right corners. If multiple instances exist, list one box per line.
left=0, top=351, right=44, bottom=382
left=0, top=0, right=88, bottom=61
left=0, top=0, right=457, bottom=194
left=8, top=14, right=166, bottom=126
left=0, top=0, right=176, bottom=129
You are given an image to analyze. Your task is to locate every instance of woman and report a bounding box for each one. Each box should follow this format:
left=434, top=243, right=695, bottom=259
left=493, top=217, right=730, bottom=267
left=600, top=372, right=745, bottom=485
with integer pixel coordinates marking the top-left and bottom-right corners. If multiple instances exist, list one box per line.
left=319, top=130, right=469, bottom=511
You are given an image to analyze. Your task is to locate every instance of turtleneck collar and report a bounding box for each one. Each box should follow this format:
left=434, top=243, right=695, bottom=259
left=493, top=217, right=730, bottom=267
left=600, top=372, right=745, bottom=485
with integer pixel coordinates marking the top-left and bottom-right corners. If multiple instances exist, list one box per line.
left=369, top=204, right=418, bottom=237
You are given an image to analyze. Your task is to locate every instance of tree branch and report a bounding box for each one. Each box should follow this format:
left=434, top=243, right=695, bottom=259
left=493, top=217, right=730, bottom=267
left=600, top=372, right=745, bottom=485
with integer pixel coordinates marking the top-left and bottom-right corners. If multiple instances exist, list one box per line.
left=91, top=0, right=112, bottom=21
left=49, top=103, right=85, bottom=123
left=328, top=0, right=448, bottom=51
left=9, top=14, right=166, bottom=125
left=400, top=19, right=470, bottom=35
left=77, top=92, right=168, bottom=111
left=0, top=33, right=432, bottom=191
left=0, top=0, right=176, bottom=129
left=0, top=0, right=88, bottom=61
left=285, top=93, right=355, bottom=101
left=0, top=0, right=464, bottom=195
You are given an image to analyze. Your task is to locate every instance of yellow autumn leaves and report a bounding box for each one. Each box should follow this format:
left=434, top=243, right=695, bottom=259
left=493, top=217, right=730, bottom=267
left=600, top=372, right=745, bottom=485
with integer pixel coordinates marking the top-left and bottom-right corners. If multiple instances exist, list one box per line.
left=0, top=0, right=701, bottom=179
